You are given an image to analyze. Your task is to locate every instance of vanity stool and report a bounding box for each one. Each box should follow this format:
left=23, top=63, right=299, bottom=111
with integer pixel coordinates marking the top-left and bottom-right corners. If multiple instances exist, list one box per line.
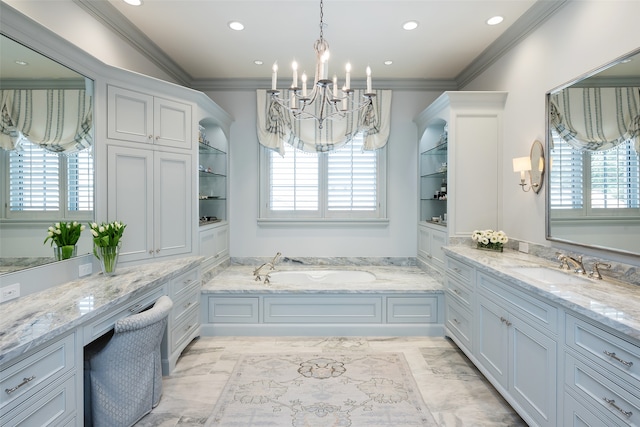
left=86, top=295, right=173, bottom=427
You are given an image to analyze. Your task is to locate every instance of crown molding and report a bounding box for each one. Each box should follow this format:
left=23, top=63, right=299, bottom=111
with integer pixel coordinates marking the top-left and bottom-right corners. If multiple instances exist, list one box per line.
left=73, top=0, right=192, bottom=86
left=456, top=0, right=568, bottom=88
left=190, top=78, right=459, bottom=92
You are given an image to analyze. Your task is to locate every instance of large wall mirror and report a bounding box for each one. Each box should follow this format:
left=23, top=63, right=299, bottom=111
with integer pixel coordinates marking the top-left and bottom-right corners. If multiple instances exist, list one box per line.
left=0, top=34, right=95, bottom=274
left=546, top=48, right=640, bottom=256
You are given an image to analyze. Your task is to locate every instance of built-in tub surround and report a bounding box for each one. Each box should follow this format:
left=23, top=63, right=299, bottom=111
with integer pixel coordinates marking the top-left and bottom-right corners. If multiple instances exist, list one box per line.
left=444, top=246, right=640, bottom=341
left=269, top=270, right=377, bottom=285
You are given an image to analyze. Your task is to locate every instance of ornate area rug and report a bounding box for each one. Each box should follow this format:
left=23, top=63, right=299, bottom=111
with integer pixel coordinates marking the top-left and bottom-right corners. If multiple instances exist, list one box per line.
left=205, top=352, right=437, bottom=426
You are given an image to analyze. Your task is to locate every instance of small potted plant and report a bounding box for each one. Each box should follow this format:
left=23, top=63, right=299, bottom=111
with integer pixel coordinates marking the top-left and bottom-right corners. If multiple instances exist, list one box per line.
left=471, top=229, right=508, bottom=252
left=44, top=221, right=85, bottom=260
left=89, top=221, right=126, bottom=275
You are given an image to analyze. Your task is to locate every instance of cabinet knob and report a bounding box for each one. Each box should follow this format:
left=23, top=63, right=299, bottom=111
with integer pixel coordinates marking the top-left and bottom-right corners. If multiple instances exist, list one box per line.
left=148, top=135, right=153, bottom=139
left=156, top=249, right=160, bottom=253
left=155, top=135, right=160, bottom=140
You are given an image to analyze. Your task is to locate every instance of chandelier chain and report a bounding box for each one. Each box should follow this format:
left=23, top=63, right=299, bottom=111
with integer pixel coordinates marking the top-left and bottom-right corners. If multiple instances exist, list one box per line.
left=319, top=0, right=324, bottom=41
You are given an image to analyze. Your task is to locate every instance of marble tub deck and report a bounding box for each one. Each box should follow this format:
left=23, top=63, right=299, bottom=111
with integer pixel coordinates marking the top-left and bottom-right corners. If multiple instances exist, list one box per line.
left=202, top=264, right=444, bottom=293
left=137, top=336, right=525, bottom=427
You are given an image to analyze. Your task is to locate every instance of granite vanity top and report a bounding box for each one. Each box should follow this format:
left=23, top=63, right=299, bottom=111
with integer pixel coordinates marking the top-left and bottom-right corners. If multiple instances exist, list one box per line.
left=0, top=257, right=202, bottom=365
left=202, top=264, right=444, bottom=294
left=444, top=246, right=640, bottom=342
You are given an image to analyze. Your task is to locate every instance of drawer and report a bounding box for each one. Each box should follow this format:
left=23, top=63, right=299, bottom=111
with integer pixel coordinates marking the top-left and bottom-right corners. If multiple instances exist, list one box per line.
left=563, top=391, right=623, bottom=427
left=264, top=296, right=382, bottom=324
left=169, top=268, right=200, bottom=300
left=83, top=285, right=165, bottom=345
left=446, top=257, right=474, bottom=286
left=0, top=333, right=75, bottom=411
left=445, top=275, right=472, bottom=309
left=171, top=281, right=200, bottom=324
left=386, top=297, right=438, bottom=324
left=208, top=296, right=259, bottom=323
left=169, top=305, right=200, bottom=352
left=445, top=297, right=472, bottom=352
left=0, top=373, right=76, bottom=427
left=477, top=272, right=558, bottom=334
left=565, top=352, right=639, bottom=426
left=566, top=314, right=640, bottom=384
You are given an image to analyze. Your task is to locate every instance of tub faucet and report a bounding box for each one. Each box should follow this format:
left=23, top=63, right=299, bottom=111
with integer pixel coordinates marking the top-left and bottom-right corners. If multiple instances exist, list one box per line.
left=253, top=252, right=281, bottom=284
left=557, top=252, right=586, bottom=274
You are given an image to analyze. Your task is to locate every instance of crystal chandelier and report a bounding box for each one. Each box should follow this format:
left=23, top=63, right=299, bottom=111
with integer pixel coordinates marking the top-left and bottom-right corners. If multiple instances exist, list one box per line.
left=268, top=0, right=375, bottom=129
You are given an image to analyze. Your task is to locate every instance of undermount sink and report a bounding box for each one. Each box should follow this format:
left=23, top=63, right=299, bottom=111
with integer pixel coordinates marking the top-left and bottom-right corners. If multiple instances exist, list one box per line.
left=507, top=266, right=592, bottom=285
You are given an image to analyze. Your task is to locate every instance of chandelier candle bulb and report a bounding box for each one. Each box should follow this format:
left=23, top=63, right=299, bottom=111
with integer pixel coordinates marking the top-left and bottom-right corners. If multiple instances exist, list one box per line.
left=321, top=52, right=329, bottom=80
left=345, top=63, right=351, bottom=90
left=290, top=91, right=296, bottom=109
left=292, top=61, right=298, bottom=88
left=272, top=62, right=278, bottom=90
left=342, top=86, right=347, bottom=110
left=332, top=75, right=338, bottom=98
left=301, top=73, right=308, bottom=97
left=366, top=66, right=372, bottom=93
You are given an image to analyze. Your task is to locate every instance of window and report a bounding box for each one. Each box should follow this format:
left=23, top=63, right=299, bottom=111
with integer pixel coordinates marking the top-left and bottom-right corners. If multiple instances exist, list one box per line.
left=5, top=140, right=93, bottom=219
left=261, top=133, right=386, bottom=221
left=549, top=129, right=639, bottom=216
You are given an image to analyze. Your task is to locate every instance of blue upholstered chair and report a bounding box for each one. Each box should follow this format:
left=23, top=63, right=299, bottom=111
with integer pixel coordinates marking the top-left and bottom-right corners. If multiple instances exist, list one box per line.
left=87, top=295, right=173, bottom=427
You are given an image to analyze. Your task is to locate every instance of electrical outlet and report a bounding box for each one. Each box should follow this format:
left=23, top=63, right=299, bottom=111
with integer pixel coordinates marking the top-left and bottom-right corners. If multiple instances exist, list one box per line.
left=1, top=283, right=21, bottom=302
left=519, top=242, right=530, bottom=254
left=79, top=263, right=93, bottom=277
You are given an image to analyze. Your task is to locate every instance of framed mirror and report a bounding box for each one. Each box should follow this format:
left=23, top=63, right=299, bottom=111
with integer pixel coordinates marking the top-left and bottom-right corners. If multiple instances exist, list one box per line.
left=546, top=48, right=640, bottom=256
left=0, top=34, right=95, bottom=274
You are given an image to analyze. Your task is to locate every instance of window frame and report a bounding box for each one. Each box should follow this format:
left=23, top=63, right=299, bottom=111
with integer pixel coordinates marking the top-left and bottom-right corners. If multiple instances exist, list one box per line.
left=258, top=137, right=388, bottom=225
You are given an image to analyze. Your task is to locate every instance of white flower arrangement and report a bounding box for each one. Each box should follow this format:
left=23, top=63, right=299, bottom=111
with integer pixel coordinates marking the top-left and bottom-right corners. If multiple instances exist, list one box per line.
left=471, top=229, right=508, bottom=251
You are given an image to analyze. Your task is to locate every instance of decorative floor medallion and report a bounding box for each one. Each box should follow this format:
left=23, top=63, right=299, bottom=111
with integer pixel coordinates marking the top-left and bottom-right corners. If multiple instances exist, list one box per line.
left=205, top=353, right=437, bottom=426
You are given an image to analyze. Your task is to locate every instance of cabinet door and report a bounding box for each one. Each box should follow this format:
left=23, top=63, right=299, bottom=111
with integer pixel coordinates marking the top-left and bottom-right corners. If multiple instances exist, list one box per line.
left=107, top=145, right=154, bottom=262
left=509, top=314, right=557, bottom=427
left=153, top=97, right=192, bottom=149
left=214, top=224, right=229, bottom=259
left=107, top=86, right=154, bottom=144
left=154, top=152, right=192, bottom=257
left=476, top=293, right=509, bottom=388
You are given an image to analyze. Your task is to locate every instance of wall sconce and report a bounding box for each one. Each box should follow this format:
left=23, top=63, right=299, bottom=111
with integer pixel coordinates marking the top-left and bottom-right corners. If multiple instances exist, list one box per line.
left=512, top=156, right=533, bottom=191
left=513, top=140, right=545, bottom=193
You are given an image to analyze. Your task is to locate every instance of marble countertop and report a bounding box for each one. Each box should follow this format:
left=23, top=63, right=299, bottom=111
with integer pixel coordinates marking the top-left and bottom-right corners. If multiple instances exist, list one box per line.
left=202, top=265, right=444, bottom=294
left=444, top=246, right=640, bottom=342
left=0, top=257, right=202, bottom=365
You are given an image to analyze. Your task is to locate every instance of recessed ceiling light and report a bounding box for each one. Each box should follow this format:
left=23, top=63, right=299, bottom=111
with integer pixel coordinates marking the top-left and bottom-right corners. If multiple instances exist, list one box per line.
left=228, top=21, right=245, bottom=31
left=14, top=60, right=28, bottom=66
left=384, top=60, right=393, bottom=66
left=254, top=60, right=264, bottom=65
left=486, top=16, right=504, bottom=25
left=123, top=0, right=142, bottom=6
left=402, top=20, right=419, bottom=31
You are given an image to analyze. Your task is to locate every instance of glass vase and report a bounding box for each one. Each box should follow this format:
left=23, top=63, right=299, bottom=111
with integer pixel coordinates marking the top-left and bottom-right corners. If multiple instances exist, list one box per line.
left=54, top=245, right=77, bottom=261
left=96, top=245, right=120, bottom=276
left=476, top=243, right=503, bottom=252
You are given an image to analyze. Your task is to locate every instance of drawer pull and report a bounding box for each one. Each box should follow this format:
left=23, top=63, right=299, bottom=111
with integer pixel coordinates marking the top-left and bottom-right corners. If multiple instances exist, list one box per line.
left=183, top=302, right=192, bottom=309
left=500, top=316, right=512, bottom=327
left=185, top=324, right=193, bottom=332
left=453, top=289, right=461, bottom=295
left=183, top=279, right=193, bottom=285
left=453, top=267, right=461, bottom=274
left=603, top=397, right=632, bottom=418
left=5, top=376, right=36, bottom=394
left=603, top=350, right=634, bottom=367
left=452, top=318, right=460, bottom=325
left=129, top=303, right=143, bottom=313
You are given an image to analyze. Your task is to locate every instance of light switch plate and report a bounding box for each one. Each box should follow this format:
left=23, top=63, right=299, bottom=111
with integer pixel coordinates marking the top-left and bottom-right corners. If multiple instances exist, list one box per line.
left=79, top=263, right=93, bottom=277
left=1, top=283, right=21, bottom=302
left=519, top=242, right=529, bottom=253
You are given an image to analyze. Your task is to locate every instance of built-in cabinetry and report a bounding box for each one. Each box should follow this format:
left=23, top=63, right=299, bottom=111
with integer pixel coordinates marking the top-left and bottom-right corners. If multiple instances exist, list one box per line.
left=444, top=251, right=640, bottom=427
left=196, top=108, right=231, bottom=273
left=414, top=92, right=507, bottom=272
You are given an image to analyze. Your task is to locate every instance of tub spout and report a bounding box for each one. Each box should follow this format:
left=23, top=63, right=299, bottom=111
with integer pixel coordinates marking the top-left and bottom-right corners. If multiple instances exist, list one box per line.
left=253, top=252, right=281, bottom=284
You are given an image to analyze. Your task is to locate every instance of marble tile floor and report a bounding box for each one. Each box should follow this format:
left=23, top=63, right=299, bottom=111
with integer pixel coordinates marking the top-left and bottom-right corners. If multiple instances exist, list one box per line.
left=136, top=336, right=527, bottom=427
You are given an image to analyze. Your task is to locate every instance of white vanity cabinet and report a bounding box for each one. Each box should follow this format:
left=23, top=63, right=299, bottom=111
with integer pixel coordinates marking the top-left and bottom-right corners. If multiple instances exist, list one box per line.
left=444, top=256, right=474, bottom=353
left=414, top=92, right=507, bottom=272
left=0, top=333, right=78, bottom=427
left=107, top=145, right=192, bottom=263
left=563, top=314, right=639, bottom=426
left=107, top=85, right=192, bottom=150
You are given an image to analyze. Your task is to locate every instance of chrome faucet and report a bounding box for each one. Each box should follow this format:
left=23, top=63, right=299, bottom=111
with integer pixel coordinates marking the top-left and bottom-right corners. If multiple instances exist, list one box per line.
left=253, top=252, right=282, bottom=284
left=588, top=262, right=611, bottom=280
left=556, top=252, right=586, bottom=274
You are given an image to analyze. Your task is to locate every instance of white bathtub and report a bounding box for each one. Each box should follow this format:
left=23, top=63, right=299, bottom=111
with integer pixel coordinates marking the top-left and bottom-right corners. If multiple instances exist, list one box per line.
left=268, top=270, right=376, bottom=284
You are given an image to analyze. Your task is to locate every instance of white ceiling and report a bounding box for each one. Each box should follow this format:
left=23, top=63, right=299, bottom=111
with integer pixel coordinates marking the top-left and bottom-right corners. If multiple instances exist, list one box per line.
left=102, top=0, right=541, bottom=84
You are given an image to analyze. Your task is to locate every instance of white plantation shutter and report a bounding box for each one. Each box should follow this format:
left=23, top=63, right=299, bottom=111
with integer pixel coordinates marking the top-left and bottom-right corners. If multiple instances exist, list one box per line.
left=67, top=147, right=94, bottom=211
left=9, top=143, right=60, bottom=211
left=328, top=136, right=377, bottom=211
left=270, top=149, right=318, bottom=211
left=550, top=131, right=583, bottom=209
left=264, top=133, right=385, bottom=219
